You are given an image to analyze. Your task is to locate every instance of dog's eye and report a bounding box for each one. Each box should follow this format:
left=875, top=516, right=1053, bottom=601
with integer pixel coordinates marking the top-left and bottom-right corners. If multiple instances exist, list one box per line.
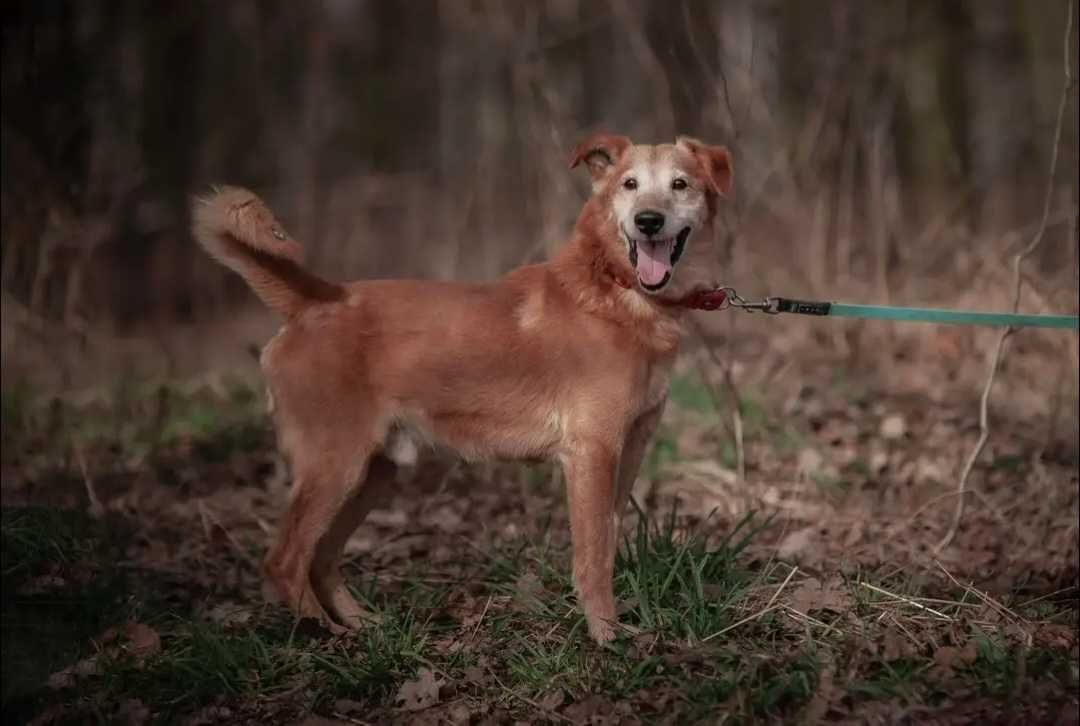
left=622, top=178, right=638, bottom=190
left=672, top=178, right=688, bottom=191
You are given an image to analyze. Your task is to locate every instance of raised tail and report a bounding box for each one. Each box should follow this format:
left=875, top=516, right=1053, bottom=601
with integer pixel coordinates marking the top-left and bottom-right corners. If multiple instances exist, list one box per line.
left=191, top=186, right=344, bottom=318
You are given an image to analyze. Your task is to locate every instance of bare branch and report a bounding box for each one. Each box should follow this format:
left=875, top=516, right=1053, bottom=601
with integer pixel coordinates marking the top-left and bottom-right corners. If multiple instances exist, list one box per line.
left=936, top=0, right=1076, bottom=553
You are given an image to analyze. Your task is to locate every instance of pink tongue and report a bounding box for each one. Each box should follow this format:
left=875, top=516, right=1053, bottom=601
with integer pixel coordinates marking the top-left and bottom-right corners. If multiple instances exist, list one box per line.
left=636, top=239, right=672, bottom=286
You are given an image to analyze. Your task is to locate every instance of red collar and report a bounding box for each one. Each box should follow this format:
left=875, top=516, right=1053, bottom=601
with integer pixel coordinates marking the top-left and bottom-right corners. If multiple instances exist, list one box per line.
left=608, top=269, right=728, bottom=311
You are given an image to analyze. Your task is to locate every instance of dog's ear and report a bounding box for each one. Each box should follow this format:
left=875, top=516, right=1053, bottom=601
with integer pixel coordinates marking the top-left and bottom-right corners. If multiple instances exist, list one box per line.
left=569, top=133, right=632, bottom=191
left=676, top=136, right=733, bottom=197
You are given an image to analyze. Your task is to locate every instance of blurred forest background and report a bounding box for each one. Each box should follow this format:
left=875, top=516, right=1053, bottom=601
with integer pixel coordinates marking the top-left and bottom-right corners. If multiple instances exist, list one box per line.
left=1, top=0, right=1077, bottom=389
left=2, top=4, right=1078, bottom=721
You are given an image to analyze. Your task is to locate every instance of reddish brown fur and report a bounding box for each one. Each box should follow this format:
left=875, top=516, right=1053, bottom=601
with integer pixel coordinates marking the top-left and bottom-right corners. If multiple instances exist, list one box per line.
left=192, top=134, right=733, bottom=642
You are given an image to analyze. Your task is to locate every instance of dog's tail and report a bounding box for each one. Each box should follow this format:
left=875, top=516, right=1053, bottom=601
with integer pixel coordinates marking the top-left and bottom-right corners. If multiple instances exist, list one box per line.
left=191, top=186, right=344, bottom=318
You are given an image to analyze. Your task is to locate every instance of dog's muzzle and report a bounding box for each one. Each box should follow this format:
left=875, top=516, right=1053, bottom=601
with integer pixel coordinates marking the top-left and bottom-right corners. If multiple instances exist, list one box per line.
left=627, top=226, right=691, bottom=292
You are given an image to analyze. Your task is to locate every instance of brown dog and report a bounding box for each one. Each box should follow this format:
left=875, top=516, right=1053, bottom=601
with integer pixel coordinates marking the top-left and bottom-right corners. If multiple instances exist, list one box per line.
left=192, top=134, right=732, bottom=642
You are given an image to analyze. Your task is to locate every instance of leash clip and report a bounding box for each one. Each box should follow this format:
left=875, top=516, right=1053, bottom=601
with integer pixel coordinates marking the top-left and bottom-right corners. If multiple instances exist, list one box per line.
left=724, top=288, right=781, bottom=315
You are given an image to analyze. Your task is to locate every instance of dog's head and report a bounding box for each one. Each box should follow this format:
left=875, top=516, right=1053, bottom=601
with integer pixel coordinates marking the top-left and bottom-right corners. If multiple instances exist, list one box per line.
left=570, top=134, right=732, bottom=297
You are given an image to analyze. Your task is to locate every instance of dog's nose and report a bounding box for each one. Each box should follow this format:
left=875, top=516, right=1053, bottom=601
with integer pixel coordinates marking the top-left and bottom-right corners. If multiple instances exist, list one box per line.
left=634, top=210, right=665, bottom=236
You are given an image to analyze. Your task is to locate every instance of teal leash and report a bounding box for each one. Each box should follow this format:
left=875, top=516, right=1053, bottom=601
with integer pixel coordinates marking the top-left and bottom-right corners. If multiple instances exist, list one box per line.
left=713, top=288, right=1079, bottom=330
left=826, top=302, right=1076, bottom=330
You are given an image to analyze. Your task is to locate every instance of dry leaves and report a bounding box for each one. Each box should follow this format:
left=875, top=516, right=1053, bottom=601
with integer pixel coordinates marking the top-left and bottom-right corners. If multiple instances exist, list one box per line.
left=395, top=667, right=445, bottom=712
left=931, top=641, right=979, bottom=677
left=788, top=576, right=852, bottom=614
left=536, top=689, right=565, bottom=711
left=204, top=600, right=254, bottom=627
left=777, top=526, right=819, bottom=564
left=879, top=414, right=907, bottom=441
left=511, top=572, right=547, bottom=614
left=881, top=626, right=919, bottom=661
left=16, top=573, right=68, bottom=596
left=48, top=621, right=161, bottom=690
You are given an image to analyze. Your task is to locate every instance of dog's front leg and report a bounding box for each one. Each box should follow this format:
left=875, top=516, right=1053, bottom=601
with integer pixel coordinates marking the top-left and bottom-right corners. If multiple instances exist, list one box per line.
left=563, top=442, right=619, bottom=643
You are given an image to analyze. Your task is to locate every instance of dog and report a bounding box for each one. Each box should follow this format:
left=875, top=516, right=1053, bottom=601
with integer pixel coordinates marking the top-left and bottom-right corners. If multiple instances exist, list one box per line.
left=191, top=133, right=733, bottom=643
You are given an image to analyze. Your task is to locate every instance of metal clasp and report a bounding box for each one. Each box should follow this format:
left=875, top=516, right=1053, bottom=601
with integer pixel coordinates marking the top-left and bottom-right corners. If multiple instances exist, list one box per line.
left=722, top=287, right=781, bottom=314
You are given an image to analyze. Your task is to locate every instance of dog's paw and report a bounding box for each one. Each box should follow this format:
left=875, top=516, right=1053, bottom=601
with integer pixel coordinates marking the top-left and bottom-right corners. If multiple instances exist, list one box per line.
left=586, top=616, right=618, bottom=645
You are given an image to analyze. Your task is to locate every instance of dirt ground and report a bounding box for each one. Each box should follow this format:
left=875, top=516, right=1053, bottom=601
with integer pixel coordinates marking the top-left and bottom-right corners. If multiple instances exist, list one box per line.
left=1, top=315, right=1077, bottom=725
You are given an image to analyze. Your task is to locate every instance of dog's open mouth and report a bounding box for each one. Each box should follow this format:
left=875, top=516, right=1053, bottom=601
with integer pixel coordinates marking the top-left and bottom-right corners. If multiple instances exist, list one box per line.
left=633, top=227, right=691, bottom=291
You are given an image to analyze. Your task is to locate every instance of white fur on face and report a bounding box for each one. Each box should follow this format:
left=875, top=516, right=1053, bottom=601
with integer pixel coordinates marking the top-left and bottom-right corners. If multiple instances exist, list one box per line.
left=613, top=148, right=710, bottom=243
left=610, top=146, right=713, bottom=293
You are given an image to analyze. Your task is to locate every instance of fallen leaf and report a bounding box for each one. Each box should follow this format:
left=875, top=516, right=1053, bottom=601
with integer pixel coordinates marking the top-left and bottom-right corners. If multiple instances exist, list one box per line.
left=932, top=641, right=978, bottom=677
left=463, top=665, right=487, bottom=684
left=881, top=627, right=917, bottom=660
left=47, top=654, right=102, bottom=690
left=17, top=574, right=68, bottom=596
left=915, top=456, right=947, bottom=484
left=512, top=572, right=546, bottom=613
left=366, top=508, right=409, bottom=527
left=800, top=662, right=836, bottom=724
left=115, top=698, right=151, bottom=726
left=186, top=705, right=234, bottom=724
left=563, top=695, right=617, bottom=724
left=798, top=448, right=825, bottom=476
left=1034, top=623, right=1075, bottom=649
left=880, top=414, right=906, bottom=440
left=123, top=621, right=161, bottom=661
left=425, top=504, right=464, bottom=532
left=447, top=702, right=474, bottom=723
left=206, top=602, right=254, bottom=627
left=46, top=620, right=160, bottom=690
left=333, top=698, right=365, bottom=715
left=680, top=459, right=738, bottom=488
left=395, top=667, right=444, bottom=711
left=777, top=526, right=818, bottom=563
left=537, top=690, right=564, bottom=711
left=842, top=518, right=865, bottom=548
left=788, top=576, right=852, bottom=613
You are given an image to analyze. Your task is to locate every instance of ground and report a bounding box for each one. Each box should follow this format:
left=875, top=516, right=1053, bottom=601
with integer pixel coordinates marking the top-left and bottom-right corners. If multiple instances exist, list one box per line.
left=1, top=320, right=1077, bottom=725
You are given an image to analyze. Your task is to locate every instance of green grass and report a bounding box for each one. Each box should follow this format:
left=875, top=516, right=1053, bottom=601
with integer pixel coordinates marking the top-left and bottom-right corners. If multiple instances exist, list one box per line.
left=644, top=427, right=679, bottom=479
left=847, top=657, right=929, bottom=702
left=663, top=373, right=808, bottom=473
left=962, top=628, right=1076, bottom=697
left=668, top=373, right=717, bottom=414
left=5, top=497, right=1077, bottom=724
left=0, top=379, right=272, bottom=722
left=1, top=507, right=97, bottom=578
left=312, top=605, right=442, bottom=703
left=101, top=617, right=307, bottom=710
left=1, top=379, right=270, bottom=467
left=473, top=506, right=828, bottom=721
left=615, top=506, right=765, bottom=641
left=1, top=508, right=132, bottom=719
left=2, top=379, right=1077, bottom=724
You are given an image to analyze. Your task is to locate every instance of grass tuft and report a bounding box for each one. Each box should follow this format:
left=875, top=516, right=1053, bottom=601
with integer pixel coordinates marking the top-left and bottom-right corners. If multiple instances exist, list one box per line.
left=616, top=505, right=766, bottom=642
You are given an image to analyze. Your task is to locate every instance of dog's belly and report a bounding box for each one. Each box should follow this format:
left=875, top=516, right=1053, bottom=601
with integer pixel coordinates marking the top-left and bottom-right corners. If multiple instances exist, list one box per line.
left=382, top=403, right=563, bottom=468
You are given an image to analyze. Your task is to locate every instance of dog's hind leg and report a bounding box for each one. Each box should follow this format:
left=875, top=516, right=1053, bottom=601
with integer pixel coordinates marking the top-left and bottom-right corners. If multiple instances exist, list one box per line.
left=311, top=447, right=457, bottom=628
left=263, top=437, right=372, bottom=632
left=310, top=454, right=396, bottom=628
